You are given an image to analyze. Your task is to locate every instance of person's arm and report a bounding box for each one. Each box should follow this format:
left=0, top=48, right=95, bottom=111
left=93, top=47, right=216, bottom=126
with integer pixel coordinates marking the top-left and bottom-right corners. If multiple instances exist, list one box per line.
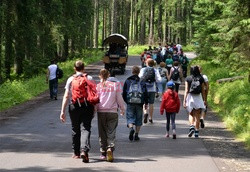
left=183, top=81, right=189, bottom=108
left=122, top=80, right=128, bottom=103
left=201, top=82, right=206, bottom=106
left=204, top=81, right=209, bottom=103
left=168, top=68, right=173, bottom=81
left=60, top=89, right=69, bottom=123
left=116, top=84, right=126, bottom=116
left=160, top=93, right=166, bottom=115
left=179, top=67, right=183, bottom=82
left=46, top=68, right=50, bottom=83
left=155, top=69, right=162, bottom=82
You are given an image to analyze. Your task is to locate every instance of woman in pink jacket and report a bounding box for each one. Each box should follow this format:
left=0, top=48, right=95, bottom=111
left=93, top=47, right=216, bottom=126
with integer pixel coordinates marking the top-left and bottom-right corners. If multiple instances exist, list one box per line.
left=96, top=69, right=125, bottom=162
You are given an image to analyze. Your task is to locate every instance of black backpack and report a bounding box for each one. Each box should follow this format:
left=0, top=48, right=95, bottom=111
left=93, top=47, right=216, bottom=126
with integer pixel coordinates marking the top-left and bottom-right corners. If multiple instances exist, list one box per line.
left=171, top=67, right=179, bottom=81
left=142, top=67, right=155, bottom=83
left=56, top=66, right=63, bottom=79
left=127, top=80, right=144, bottom=104
left=189, top=76, right=202, bottom=94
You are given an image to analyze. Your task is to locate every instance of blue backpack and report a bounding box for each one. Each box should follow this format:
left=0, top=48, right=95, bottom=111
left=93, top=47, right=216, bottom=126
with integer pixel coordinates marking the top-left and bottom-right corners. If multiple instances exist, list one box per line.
left=127, top=80, right=144, bottom=104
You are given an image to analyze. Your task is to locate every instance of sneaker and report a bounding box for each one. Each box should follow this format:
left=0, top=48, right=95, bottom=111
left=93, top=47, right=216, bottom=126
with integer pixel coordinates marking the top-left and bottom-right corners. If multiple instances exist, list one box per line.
left=100, top=152, right=106, bottom=160
left=144, top=114, right=148, bottom=124
left=200, top=119, right=205, bottom=128
left=134, top=133, right=140, bottom=141
left=149, top=119, right=153, bottom=123
left=165, top=134, right=169, bottom=138
left=81, top=152, right=89, bottom=163
left=54, top=96, right=57, bottom=100
left=173, top=134, right=177, bottom=139
left=72, top=154, right=80, bottom=159
left=155, top=93, right=159, bottom=98
left=106, top=149, right=114, bottom=162
left=195, top=131, right=199, bottom=138
left=188, top=127, right=195, bottom=137
left=129, top=129, right=135, bottom=141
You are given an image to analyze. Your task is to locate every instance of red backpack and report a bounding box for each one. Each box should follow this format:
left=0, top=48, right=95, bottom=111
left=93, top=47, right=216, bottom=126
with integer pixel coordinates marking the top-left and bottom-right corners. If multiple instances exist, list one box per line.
left=71, top=74, right=99, bottom=106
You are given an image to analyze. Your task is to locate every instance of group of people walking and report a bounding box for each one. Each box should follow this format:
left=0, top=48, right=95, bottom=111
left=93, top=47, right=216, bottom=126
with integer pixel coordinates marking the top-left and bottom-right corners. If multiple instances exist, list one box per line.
left=56, top=44, right=209, bottom=163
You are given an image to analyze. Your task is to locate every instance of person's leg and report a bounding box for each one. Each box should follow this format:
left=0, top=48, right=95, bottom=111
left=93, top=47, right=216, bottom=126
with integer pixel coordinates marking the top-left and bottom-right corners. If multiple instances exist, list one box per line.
left=53, top=78, right=58, bottom=99
left=171, top=113, right=176, bottom=139
left=175, top=83, right=180, bottom=93
left=106, top=112, right=118, bottom=162
left=165, top=112, right=170, bottom=137
left=148, top=92, right=156, bottom=123
left=106, top=113, right=118, bottom=151
left=97, top=112, right=108, bottom=155
left=200, top=106, right=207, bottom=128
left=80, top=104, right=94, bottom=162
left=68, top=106, right=81, bottom=157
left=126, top=104, right=135, bottom=141
left=49, top=80, right=53, bottom=99
left=188, top=111, right=195, bottom=137
left=134, top=104, right=143, bottom=141
left=193, top=109, right=201, bottom=138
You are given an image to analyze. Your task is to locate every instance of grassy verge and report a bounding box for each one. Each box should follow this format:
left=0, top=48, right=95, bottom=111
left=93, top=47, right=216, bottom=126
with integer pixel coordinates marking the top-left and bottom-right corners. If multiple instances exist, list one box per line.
left=0, top=49, right=103, bottom=112
left=191, top=59, right=250, bottom=149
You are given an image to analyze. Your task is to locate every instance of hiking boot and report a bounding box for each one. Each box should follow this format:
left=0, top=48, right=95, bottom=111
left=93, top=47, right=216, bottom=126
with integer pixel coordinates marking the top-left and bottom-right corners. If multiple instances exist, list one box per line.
left=144, top=114, right=148, bottom=124
left=173, top=134, right=177, bottom=139
left=81, top=151, right=89, bottom=163
left=200, top=119, right=205, bottom=128
left=129, top=128, right=135, bottom=141
left=195, top=131, right=199, bottom=138
left=134, top=133, right=140, bottom=141
left=149, top=119, right=153, bottom=123
left=188, top=126, right=195, bottom=137
left=107, top=149, right=114, bottom=162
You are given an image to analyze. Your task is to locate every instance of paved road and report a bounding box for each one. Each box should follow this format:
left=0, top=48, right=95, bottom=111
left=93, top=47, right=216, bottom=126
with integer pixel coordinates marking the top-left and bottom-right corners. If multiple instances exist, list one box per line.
left=0, top=54, right=249, bottom=172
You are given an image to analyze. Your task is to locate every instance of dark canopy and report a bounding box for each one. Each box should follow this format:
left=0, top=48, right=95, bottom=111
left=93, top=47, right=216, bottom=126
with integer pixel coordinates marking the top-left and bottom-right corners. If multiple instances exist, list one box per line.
left=102, top=33, right=128, bottom=47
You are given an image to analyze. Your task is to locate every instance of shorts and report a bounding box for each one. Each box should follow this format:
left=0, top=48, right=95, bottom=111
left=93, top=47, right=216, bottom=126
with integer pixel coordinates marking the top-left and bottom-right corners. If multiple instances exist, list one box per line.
left=147, top=92, right=156, bottom=104
left=126, top=104, right=143, bottom=126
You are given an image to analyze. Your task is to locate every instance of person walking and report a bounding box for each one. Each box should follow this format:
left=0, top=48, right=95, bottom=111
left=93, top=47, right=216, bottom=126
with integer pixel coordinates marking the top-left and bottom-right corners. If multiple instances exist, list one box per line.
left=96, top=69, right=125, bottom=162
left=122, top=66, right=148, bottom=141
left=139, top=58, right=162, bottom=124
left=46, top=59, right=58, bottom=100
left=169, top=61, right=183, bottom=93
left=160, top=81, right=180, bottom=139
left=157, top=62, right=169, bottom=101
left=183, top=65, right=206, bottom=138
left=199, top=66, right=209, bottom=128
left=180, top=54, right=189, bottom=78
left=60, top=60, right=95, bottom=163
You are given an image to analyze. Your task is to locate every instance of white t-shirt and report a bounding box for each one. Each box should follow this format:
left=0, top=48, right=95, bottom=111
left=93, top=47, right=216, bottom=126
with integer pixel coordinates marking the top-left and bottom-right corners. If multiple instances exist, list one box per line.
left=48, top=64, right=57, bottom=80
left=202, top=74, right=209, bottom=90
left=139, top=67, right=162, bottom=92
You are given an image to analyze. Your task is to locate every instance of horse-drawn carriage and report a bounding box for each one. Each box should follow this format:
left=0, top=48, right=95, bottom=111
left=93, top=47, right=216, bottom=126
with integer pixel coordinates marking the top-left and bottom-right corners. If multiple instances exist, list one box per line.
left=102, top=34, right=128, bottom=74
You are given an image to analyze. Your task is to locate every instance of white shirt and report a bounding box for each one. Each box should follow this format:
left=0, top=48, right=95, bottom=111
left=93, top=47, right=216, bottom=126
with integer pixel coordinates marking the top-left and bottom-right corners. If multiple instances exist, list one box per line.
left=139, top=67, right=162, bottom=92
left=48, top=64, right=57, bottom=80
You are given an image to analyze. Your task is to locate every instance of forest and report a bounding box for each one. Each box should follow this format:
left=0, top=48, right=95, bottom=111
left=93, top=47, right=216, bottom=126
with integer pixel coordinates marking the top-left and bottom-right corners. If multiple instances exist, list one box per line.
left=0, top=0, right=249, bottom=83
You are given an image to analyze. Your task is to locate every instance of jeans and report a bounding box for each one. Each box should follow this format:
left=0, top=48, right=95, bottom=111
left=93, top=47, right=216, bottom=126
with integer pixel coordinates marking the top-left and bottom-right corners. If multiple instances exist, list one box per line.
left=157, top=78, right=167, bottom=93
left=49, top=78, right=58, bottom=99
left=126, top=104, right=143, bottom=127
left=166, top=112, right=176, bottom=131
left=69, top=103, right=94, bottom=155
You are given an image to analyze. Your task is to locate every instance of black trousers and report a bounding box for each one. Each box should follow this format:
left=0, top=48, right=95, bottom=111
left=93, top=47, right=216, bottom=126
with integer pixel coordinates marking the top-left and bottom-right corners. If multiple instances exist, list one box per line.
left=68, top=103, right=94, bottom=155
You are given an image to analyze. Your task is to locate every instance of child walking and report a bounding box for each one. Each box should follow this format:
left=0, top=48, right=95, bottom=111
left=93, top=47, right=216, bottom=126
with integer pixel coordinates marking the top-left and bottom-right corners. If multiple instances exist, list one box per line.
left=96, top=69, right=125, bottom=162
left=160, top=81, right=180, bottom=139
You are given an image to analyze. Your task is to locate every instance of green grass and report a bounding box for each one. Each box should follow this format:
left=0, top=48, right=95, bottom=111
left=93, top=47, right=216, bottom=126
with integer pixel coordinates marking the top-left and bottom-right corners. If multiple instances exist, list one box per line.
left=0, top=49, right=103, bottom=112
left=191, top=59, right=250, bottom=149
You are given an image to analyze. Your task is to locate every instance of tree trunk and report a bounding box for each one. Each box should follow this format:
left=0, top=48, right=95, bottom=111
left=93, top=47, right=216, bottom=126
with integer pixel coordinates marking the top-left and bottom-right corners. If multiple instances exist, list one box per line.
left=130, top=0, right=134, bottom=42
left=148, top=0, right=154, bottom=45
left=63, top=34, right=69, bottom=61
left=140, top=11, right=146, bottom=44
left=124, top=0, right=131, bottom=40
left=111, top=0, right=118, bottom=33
left=0, top=0, right=3, bottom=83
left=157, top=0, right=163, bottom=43
left=4, top=0, right=14, bottom=80
left=134, top=0, right=138, bottom=43
left=93, top=0, right=99, bottom=48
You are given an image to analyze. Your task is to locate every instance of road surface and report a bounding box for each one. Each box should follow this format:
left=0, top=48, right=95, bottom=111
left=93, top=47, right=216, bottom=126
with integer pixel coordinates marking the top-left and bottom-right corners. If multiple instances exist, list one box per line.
left=0, top=53, right=249, bottom=172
